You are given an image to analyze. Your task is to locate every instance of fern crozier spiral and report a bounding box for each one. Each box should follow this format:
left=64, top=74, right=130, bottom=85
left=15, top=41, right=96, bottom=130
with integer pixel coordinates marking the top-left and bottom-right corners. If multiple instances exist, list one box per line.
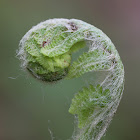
left=17, top=18, right=124, bottom=140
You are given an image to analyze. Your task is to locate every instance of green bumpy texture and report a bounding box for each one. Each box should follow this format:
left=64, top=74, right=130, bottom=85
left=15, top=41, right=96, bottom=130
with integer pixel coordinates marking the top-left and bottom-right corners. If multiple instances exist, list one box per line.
left=24, top=23, right=85, bottom=81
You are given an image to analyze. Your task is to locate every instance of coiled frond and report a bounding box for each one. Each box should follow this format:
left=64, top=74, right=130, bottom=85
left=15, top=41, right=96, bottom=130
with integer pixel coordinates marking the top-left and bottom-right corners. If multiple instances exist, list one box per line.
left=17, top=18, right=124, bottom=140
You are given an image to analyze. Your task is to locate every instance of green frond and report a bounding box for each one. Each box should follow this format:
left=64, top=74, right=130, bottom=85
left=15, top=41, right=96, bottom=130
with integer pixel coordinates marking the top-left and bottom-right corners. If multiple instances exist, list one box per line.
left=69, top=84, right=111, bottom=128
left=40, top=28, right=87, bottom=57
left=67, top=49, right=113, bottom=79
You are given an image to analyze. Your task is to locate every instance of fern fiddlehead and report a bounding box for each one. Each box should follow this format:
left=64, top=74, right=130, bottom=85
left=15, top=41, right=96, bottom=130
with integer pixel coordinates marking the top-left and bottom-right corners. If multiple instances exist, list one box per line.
left=17, top=19, right=124, bottom=140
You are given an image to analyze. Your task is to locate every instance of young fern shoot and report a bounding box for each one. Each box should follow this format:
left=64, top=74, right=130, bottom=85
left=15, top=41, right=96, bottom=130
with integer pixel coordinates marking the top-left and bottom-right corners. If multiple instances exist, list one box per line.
left=17, top=18, right=124, bottom=140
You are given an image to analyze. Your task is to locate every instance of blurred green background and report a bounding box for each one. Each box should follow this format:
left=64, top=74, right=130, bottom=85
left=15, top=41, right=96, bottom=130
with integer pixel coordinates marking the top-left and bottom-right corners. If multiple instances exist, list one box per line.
left=0, top=0, right=140, bottom=140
